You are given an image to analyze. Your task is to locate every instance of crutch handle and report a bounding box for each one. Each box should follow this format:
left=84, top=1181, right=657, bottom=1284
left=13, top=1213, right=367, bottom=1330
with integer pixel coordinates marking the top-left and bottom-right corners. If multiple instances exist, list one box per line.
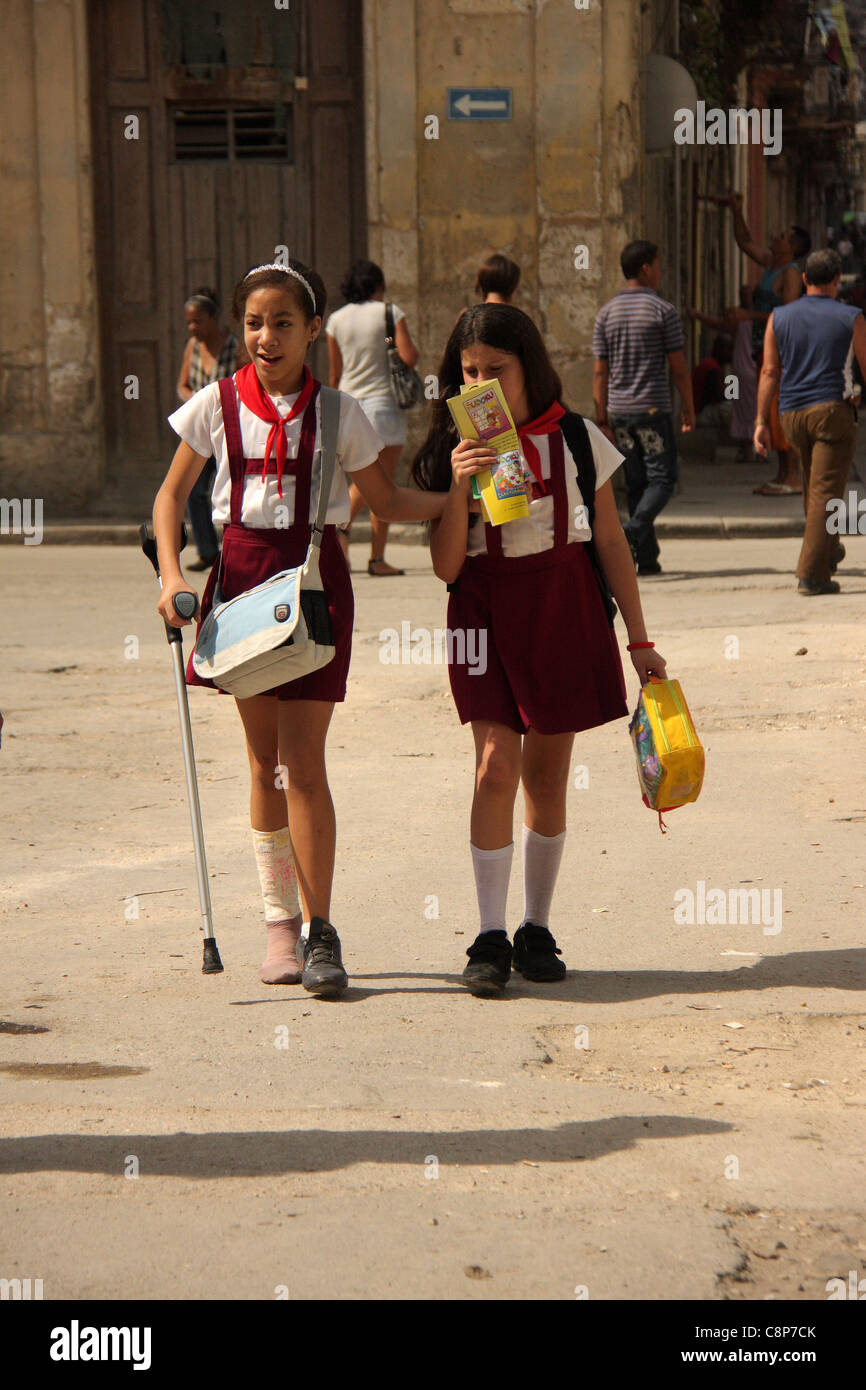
left=163, top=591, right=198, bottom=644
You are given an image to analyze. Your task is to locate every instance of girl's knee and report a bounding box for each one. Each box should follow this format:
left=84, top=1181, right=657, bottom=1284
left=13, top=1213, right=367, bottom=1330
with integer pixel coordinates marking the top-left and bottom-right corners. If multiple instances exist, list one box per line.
left=247, top=744, right=279, bottom=790
left=281, top=753, right=328, bottom=797
left=522, top=761, right=570, bottom=803
left=476, top=745, right=520, bottom=798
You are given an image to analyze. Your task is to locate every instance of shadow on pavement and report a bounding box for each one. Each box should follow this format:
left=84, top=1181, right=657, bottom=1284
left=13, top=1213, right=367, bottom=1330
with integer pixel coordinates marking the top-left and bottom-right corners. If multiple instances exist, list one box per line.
left=333, top=948, right=866, bottom=1004
left=0, top=1113, right=732, bottom=1176
left=224, top=949, right=866, bottom=1005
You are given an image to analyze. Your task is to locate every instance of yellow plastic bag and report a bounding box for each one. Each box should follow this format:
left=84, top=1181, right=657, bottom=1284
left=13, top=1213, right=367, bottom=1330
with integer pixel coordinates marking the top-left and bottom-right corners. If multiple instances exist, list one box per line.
left=629, top=678, right=705, bottom=830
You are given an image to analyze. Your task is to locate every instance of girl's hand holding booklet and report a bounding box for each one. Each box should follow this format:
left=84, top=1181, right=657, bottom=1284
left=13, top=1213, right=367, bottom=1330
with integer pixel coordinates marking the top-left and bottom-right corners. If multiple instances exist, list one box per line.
left=447, top=379, right=531, bottom=526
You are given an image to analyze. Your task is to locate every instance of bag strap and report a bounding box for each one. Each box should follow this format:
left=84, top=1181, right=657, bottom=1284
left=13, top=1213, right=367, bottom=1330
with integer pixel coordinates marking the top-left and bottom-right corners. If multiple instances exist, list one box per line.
left=218, top=375, right=246, bottom=528
left=559, top=410, right=596, bottom=532
left=559, top=411, right=617, bottom=625
left=385, top=302, right=395, bottom=342
left=311, top=385, right=341, bottom=549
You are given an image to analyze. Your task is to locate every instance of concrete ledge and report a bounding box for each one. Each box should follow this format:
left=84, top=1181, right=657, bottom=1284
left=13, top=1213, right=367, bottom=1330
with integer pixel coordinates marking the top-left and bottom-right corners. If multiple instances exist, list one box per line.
left=37, top=524, right=144, bottom=545
left=718, top=518, right=805, bottom=539
left=656, top=517, right=805, bottom=539
left=12, top=515, right=807, bottom=544
left=22, top=521, right=433, bottom=546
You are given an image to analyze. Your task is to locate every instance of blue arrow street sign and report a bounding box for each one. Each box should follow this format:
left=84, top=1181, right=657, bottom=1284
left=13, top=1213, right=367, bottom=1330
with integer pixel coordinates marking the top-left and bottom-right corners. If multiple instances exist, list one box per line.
left=448, top=88, right=512, bottom=120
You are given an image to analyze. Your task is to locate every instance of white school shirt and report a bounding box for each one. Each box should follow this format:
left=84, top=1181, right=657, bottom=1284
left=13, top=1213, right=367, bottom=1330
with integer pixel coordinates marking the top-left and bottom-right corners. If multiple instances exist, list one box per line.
left=465, top=419, right=624, bottom=558
left=168, top=380, right=383, bottom=527
left=326, top=300, right=406, bottom=400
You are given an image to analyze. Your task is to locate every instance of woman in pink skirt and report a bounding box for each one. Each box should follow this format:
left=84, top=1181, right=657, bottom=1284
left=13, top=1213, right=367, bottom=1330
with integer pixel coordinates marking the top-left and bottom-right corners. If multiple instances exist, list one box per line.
left=153, top=260, right=446, bottom=998
left=412, top=305, right=667, bottom=996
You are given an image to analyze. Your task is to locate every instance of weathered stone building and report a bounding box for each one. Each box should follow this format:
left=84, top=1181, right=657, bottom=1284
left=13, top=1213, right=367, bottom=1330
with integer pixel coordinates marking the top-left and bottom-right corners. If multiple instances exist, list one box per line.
left=3, top=0, right=860, bottom=522
left=1, top=0, right=645, bottom=519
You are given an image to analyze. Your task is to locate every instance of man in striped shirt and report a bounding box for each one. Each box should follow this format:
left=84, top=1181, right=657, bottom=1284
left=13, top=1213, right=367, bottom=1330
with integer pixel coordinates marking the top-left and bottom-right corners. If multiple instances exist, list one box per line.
left=593, top=240, right=695, bottom=574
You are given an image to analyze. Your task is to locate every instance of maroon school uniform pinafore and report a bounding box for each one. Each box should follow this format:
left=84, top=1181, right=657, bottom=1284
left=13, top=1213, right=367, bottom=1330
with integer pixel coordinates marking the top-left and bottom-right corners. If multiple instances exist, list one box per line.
left=446, top=428, right=627, bottom=735
left=185, top=376, right=353, bottom=702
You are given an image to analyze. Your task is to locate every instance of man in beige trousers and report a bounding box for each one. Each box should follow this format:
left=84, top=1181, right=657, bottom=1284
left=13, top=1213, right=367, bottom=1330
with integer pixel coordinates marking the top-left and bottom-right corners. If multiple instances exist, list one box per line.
left=755, top=249, right=866, bottom=594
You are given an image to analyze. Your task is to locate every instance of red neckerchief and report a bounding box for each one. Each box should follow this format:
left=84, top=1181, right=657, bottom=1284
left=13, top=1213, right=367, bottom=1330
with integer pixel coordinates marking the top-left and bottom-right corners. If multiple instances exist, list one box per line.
left=517, top=401, right=566, bottom=491
left=234, top=362, right=316, bottom=497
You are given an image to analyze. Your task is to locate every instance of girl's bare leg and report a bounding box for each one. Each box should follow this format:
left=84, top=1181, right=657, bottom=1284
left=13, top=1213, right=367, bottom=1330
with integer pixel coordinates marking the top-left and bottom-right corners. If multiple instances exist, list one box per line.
left=368, top=444, right=405, bottom=573
left=277, top=699, right=336, bottom=922
left=236, top=694, right=287, bottom=830
left=520, top=729, right=575, bottom=836
left=470, top=720, right=522, bottom=847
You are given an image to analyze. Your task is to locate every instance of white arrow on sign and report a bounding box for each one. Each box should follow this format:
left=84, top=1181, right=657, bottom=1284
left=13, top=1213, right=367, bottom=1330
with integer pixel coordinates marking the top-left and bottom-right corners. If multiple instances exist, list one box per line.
left=453, top=93, right=509, bottom=116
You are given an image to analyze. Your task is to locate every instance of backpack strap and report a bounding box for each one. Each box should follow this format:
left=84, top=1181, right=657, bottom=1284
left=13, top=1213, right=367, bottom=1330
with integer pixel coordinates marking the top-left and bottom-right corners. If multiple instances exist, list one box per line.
left=559, top=411, right=597, bottom=532
left=218, top=375, right=246, bottom=528
left=311, top=385, right=341, bottom=549
left=559, top=411, right=617, bottom=626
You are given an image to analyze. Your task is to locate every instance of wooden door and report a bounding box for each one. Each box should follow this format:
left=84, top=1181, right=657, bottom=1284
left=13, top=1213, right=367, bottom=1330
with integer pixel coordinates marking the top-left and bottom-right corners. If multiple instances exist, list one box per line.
left=88, top=0, right=366, bottom=509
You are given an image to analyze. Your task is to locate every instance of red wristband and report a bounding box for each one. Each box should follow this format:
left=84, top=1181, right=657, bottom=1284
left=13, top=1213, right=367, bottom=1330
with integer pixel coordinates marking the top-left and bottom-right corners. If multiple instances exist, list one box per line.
left=627, top=641, right=655, bottom=651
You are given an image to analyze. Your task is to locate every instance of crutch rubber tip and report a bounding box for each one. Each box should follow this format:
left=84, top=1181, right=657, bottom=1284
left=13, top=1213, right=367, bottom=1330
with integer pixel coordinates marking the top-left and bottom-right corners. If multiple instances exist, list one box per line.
left=202, top=938, right=224, bottom=974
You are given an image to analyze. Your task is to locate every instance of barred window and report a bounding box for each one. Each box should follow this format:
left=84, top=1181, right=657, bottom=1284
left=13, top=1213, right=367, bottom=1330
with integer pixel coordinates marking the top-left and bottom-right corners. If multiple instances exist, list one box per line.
left=171, top=105, right=293, bottom=162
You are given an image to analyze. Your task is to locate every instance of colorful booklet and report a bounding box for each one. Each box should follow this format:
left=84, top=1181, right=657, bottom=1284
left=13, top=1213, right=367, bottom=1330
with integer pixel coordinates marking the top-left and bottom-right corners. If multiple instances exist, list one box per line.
left=447, top=379, right=530, bottom=525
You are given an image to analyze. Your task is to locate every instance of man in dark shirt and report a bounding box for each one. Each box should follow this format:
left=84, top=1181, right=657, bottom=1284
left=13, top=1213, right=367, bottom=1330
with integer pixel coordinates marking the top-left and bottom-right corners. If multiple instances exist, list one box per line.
left=756, top=249, right=865, bottom=594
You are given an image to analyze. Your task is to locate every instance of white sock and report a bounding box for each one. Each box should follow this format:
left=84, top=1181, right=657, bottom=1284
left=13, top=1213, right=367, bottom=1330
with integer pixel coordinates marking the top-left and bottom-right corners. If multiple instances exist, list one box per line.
left=470, top=842, right=514, bottom=934
left=521, top=826, right=566, bottom=929
left=252, top=826, right=301, bottom=924
left=300, top=920, right=311, bottom=940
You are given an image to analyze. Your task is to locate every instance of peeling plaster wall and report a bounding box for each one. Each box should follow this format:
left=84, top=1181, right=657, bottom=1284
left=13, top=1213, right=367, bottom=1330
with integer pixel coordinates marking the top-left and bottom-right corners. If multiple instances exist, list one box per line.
left=0, top=0, right=102, bottom=514
left=364, top=0, right=642, bottom=422
left=1, top=0, right=641, bottom=514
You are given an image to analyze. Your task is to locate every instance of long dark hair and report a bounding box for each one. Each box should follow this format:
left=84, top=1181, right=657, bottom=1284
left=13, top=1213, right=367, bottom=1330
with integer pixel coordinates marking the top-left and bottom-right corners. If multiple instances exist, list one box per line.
left=411, top=304, right=563, bottom=493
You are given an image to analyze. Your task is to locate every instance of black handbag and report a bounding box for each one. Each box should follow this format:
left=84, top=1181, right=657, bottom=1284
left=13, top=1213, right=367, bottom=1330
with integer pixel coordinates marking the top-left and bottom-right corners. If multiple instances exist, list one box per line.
left=385, top=303, right=423, bottom=409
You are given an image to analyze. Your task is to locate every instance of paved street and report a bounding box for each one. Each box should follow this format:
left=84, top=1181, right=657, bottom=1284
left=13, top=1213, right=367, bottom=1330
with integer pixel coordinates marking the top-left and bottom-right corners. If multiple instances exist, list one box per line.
left=2, top=533, right=865, bottom=1300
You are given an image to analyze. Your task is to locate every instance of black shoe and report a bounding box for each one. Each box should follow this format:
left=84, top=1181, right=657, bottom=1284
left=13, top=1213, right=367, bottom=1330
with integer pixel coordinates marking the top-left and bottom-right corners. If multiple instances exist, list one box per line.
left=295, top=917, right=348, bottom=997
left=798, top=578, right=840, bottom=596
left=512, top=922, right=567, bottom=982
left=187, top=553, right=218, bottom=571
left=830, top=543, right=846, bottom=572
left=637, top=562, right=662, bottom=576
left=462, top=930, right=512, bottom=997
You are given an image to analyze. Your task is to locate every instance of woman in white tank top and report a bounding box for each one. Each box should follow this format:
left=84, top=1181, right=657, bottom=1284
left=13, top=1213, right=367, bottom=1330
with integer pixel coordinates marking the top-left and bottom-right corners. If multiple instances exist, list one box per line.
left=326, top=260, right=420, bottom=575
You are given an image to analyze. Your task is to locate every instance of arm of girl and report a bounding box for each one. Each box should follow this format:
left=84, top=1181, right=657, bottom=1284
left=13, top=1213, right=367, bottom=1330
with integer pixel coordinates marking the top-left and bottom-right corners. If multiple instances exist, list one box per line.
left=394, top=317, right=420, bottom=369
left=177, top=339, right=194, bottom=402
left=327, top=333, right=343, bottom=389
left=591, top=482, right=668, bottom=684
left=349, top=455, right=449, bottom=528
left=152, top=441, right=211, bottom=626
left=429, top=438, right=495, bottom=583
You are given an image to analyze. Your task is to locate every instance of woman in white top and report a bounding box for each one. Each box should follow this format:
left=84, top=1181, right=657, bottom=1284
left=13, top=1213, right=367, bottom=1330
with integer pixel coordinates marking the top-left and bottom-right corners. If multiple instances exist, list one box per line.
left=326, top=260, right=420, bottom=575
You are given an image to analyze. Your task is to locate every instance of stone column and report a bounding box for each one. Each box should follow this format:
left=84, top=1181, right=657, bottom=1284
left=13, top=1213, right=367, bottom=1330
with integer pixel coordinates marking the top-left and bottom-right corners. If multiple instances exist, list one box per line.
left=0, top=0, right=102, bottom=515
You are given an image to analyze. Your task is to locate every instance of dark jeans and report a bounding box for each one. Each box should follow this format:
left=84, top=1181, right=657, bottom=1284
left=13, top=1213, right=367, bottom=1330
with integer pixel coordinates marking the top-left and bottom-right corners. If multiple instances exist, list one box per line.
left=610, top=411, right=678, bottom=567
left=186, top=456, right=218, bottom=560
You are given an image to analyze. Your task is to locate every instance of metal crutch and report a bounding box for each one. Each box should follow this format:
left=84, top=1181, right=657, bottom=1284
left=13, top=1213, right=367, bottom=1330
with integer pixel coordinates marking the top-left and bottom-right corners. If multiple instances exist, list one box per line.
left=140, top=522, right=224, bottom=974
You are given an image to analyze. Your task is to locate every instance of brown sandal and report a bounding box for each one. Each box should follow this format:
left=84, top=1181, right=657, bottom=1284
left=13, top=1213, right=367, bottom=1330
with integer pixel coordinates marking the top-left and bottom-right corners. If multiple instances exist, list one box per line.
left=367, top=557, right=405, bottom=576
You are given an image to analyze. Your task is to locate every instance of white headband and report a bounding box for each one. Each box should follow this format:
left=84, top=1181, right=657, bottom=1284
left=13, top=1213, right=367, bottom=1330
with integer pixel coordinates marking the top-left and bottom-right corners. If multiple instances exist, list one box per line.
left=244, top=262, right=317, bottom=314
